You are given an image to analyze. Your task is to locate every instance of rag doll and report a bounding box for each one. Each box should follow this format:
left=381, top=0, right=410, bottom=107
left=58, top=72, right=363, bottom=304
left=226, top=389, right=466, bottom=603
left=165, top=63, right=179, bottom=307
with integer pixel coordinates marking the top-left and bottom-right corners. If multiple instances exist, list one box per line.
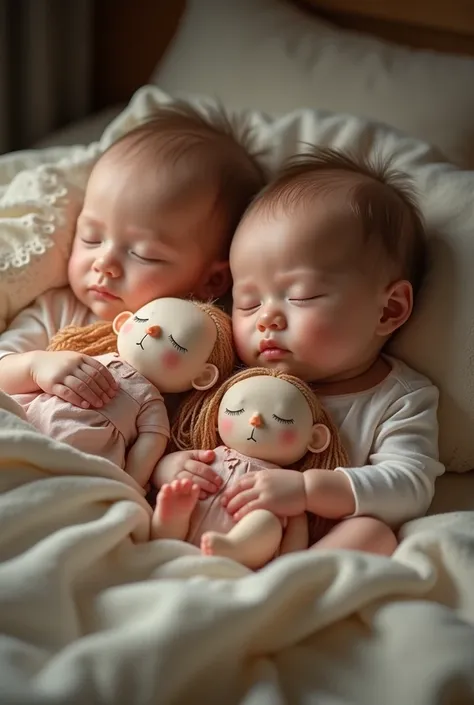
left=15, top=298, right=235, bottom=488
left=152, top=367, right=348, bottom=569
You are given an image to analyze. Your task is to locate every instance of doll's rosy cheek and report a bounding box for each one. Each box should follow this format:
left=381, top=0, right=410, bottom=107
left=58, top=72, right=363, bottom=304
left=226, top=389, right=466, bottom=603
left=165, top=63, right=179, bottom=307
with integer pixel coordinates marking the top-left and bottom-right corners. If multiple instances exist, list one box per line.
left=161, top=350, right=180, bottom=369
left=279, top=429, right=298, bottom=446
left=121, top=322, right=134, bottom=335
left=219, top=417, right=233, bottom=435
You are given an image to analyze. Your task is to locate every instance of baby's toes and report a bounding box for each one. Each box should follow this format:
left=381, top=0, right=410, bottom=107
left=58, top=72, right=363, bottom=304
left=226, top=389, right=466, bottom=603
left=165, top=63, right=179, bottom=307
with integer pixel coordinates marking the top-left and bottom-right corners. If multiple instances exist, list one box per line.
left=201, top=533, right=214, bottom=556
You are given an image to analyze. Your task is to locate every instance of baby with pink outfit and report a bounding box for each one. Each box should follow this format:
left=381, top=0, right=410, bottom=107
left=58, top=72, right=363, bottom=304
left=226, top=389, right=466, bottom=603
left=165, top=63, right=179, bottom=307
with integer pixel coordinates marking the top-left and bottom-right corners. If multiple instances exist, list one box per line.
left=0, top=103, right=264, bottom=433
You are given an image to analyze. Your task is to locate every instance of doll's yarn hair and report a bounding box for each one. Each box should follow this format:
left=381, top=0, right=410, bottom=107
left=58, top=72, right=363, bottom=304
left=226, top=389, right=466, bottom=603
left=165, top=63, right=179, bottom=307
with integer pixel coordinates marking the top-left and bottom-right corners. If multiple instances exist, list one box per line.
left=47, top=321, right=118, bottom=355
left=47, top=301, right=235, bottom=382
left=172, top=366, right=349, bottom=471
left=192, top=301, right=235, bottom=381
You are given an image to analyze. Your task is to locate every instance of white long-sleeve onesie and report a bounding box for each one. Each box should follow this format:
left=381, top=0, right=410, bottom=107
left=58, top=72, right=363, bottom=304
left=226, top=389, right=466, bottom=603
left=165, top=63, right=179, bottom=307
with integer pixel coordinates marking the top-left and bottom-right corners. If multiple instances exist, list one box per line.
left=322, top=355, right=444, bottom=527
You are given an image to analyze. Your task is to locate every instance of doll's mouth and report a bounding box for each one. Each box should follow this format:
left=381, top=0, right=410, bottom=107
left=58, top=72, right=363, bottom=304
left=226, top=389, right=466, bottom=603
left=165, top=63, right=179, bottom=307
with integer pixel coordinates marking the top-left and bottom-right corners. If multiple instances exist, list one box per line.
left=247, top=428, right=257, bottom=442
left=136, top=335, right=147, bottom=350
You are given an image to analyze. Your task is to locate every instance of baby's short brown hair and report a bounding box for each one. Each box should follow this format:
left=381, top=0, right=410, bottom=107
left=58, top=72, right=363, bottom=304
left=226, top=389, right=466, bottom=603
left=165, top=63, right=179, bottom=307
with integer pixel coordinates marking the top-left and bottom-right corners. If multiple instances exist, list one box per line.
left=102, top=101, right=267, bottom=256
left=246, top=146, right=427, bottom=295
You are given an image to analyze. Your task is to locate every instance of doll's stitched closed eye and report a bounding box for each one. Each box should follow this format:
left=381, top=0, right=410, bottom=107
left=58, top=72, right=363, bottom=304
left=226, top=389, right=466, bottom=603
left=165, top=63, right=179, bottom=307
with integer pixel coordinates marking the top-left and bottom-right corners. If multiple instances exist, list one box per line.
left=225, top=408, right=244, bottom=416
left=272, top=414, right=294, bottom=425
left=168, top=335, right=188, bottom=354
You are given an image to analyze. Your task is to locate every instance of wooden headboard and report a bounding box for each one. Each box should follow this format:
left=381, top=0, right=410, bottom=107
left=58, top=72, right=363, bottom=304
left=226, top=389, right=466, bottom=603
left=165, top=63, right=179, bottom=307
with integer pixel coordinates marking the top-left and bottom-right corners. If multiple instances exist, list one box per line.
left=92, top=0, right=186, bottom=110
left=91, top=0, right=474, bottom=111
left=296, top=0, right=474, bottom=56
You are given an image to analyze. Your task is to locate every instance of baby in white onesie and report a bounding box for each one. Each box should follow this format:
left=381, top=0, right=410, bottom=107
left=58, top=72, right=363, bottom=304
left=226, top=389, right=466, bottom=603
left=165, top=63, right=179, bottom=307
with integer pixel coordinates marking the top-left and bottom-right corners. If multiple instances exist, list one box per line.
left=156, top=146, right=444, bottom=558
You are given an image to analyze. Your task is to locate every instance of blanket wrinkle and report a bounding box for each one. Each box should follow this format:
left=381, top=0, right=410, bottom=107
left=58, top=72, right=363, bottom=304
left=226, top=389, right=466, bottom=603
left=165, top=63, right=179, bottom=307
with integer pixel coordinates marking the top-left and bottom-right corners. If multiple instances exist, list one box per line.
left=1, top=389, right=474, bottom=704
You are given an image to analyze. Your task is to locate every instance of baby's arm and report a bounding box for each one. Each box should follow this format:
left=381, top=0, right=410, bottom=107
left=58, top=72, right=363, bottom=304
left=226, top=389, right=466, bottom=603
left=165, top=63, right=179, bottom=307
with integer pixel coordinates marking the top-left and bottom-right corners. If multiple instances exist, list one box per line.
left=0, top=297, right=52, bottom=392
left=307, top=383, right=444, bottom=526
left=224, top=384, right=442, bottom=528
left=125, top=433, right=168, bottom=488
left=0, top=292, right=116, bottom=406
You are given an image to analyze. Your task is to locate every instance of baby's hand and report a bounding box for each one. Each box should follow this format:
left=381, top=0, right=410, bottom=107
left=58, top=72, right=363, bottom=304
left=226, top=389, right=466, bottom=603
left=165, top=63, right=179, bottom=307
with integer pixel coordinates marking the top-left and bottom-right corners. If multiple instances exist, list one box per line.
left=31, top=350, right=118, bottom=409
left=152, top=450, right=222, bottom=499
left=221, top=468, right=306, bottom=521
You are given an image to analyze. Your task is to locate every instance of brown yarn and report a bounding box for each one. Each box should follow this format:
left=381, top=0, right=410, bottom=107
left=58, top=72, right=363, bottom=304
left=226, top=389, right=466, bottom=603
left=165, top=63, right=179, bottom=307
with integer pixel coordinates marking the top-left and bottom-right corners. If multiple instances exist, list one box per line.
left=47, top=321, right=117, bottom=355
left=47, top=300, right=235, bottom=382
left=172, top=366, right=349, bottom=471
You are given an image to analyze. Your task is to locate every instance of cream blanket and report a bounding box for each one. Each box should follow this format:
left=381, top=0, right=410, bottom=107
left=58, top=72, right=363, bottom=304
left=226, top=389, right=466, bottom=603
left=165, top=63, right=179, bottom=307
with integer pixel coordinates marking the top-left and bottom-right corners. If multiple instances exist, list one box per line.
left=0, top=390, right=473, bottom=704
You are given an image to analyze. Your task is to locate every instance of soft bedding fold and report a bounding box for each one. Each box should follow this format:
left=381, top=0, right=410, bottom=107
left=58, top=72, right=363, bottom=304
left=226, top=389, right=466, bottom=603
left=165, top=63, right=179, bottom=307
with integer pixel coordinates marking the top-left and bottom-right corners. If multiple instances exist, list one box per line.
left=0, top=390, right=473, bottom=704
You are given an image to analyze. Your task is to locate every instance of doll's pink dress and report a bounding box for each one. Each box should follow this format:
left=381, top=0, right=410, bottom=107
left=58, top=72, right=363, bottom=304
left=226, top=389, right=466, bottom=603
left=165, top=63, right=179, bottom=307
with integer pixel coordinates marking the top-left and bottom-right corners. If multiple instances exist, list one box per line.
left=186, top=445, right=284, bottom=546
left=14, top=353, right=169, bottom=468
left=186, top=445, right=334, bottom=547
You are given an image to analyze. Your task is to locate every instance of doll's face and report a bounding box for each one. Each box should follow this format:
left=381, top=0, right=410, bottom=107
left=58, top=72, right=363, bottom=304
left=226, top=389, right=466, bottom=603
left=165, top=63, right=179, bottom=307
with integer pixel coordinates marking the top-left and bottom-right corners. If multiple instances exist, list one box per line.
left=113, top=298, right=219, bottom=393
left=217, top=375, right=330, bottom=465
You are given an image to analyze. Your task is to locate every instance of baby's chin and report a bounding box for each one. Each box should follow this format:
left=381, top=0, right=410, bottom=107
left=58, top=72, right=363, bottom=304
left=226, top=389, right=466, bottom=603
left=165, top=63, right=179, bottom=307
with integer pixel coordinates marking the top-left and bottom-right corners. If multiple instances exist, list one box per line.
left=82, top=293, right=124, bottom=321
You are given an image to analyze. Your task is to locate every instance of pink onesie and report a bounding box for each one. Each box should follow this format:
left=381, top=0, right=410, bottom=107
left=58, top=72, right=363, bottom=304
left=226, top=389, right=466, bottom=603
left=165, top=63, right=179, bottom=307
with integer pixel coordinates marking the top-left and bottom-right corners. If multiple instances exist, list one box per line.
left=186, top=445, right=286, bottom=546
left=14, top=353, right=169, bottom=468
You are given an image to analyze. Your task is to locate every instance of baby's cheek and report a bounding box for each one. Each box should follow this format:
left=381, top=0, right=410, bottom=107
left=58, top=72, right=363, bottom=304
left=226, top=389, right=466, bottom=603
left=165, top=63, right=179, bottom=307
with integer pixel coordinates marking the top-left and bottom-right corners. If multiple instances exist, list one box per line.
left=278, top=429, right=298, bottom=446
left=161, top=350, right=181, bottom=369
left=121, top=322, right=134, bottom=335
left=219, top=418, right=234, bottom=435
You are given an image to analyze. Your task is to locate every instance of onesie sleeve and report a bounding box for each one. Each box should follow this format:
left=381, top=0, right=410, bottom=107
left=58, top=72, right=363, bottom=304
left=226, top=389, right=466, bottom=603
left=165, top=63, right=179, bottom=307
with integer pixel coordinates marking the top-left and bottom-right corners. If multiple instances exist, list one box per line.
left=335, top=383, right=444, bottom=526
left=0, top=287, right=85, bottom=359
left=0, top=296, right=52, bottom=359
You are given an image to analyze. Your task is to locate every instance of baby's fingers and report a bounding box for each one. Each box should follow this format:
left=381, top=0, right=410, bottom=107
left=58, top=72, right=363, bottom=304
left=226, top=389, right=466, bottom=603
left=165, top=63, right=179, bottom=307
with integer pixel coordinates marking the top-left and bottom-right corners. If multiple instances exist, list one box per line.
left=62, top=374, right=104, bottom=408
left=221, top=473, right=256, bottom=503
left=177, top=467, right=220, bottom=494
left=75, top=366, right=114, bottom=405
left=82, top=357, right=119, bottom=394
left=182, top=460, right=222, bottom=489
left=224, top=489, right=259, bottom=516
left=51, top=383, right=91, bottom=409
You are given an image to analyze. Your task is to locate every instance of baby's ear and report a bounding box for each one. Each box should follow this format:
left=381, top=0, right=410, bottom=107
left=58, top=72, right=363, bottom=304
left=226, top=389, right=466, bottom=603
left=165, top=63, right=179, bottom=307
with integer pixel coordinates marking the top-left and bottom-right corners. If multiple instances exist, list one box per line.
left=308, top=424, right=331, bottom=453
left=112, top=311, right=132, bottom=335
left=196, top=261, right=231, bottom=300
left=192, top=364, right=219, bottom=391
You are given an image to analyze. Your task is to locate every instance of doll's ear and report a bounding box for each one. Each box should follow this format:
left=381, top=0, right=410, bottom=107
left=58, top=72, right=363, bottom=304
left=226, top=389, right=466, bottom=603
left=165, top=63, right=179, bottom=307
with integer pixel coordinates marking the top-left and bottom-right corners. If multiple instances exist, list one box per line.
left=112, top=311, right=133, bottom=335
left=192, top=364, right=219, bottom=391
left=308, top=424, right=331, bottom=454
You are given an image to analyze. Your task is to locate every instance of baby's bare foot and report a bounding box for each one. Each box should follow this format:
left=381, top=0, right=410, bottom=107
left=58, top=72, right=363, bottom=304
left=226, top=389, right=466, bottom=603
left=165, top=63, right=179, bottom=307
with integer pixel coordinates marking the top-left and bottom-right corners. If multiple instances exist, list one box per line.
left=201, top=531, right=237, bottom=559
left=152, top=479, right=199, bottom=540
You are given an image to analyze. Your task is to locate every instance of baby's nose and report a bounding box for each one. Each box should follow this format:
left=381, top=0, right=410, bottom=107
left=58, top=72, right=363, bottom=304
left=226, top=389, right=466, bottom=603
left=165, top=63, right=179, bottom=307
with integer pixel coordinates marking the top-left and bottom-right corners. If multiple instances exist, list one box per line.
left=146, top=325, right=162, bottom=338
left=249, top=412, right=263, bottom=428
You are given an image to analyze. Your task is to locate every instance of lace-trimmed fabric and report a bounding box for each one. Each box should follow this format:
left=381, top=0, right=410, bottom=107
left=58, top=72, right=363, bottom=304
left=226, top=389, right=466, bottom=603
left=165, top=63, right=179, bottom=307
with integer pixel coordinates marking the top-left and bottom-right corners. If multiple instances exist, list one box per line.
left=0, top=164, right=85, bottom=270
left=0, top=158, right=95, bottom=333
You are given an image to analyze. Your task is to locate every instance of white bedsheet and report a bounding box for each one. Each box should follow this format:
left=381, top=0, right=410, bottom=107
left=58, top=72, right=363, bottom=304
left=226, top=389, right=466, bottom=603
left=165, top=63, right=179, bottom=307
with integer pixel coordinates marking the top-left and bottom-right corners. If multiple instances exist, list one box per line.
left=0, top=390, right=473, bottom=704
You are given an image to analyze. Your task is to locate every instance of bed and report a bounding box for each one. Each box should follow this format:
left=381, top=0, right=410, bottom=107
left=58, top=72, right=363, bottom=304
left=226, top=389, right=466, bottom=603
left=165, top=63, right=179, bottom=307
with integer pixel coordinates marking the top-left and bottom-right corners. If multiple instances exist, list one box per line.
left=1, top=1, right=474, bottom=703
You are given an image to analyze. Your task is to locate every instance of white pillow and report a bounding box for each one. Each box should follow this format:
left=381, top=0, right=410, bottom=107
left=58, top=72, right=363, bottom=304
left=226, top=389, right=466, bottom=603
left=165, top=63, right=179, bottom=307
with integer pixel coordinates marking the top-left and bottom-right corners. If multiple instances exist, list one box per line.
left=1, top=85, right=474, bottom=475
left=153, top=0, right=474, bottom=169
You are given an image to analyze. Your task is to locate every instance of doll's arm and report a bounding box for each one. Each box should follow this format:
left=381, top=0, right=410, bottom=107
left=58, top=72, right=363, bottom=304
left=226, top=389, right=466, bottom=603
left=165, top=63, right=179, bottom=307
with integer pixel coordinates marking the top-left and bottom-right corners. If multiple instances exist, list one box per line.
left=125, top=433, right=168, bottom=488
left=278, top=514, right=308, bottom=555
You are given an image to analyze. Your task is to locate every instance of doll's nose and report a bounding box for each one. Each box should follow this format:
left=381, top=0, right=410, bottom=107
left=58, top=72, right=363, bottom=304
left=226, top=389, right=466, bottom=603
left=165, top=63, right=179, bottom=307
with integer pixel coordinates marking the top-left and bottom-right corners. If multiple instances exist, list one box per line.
left=146, top=325, right=162, bottom=338
left=249, top=412, right=263, bottom=428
